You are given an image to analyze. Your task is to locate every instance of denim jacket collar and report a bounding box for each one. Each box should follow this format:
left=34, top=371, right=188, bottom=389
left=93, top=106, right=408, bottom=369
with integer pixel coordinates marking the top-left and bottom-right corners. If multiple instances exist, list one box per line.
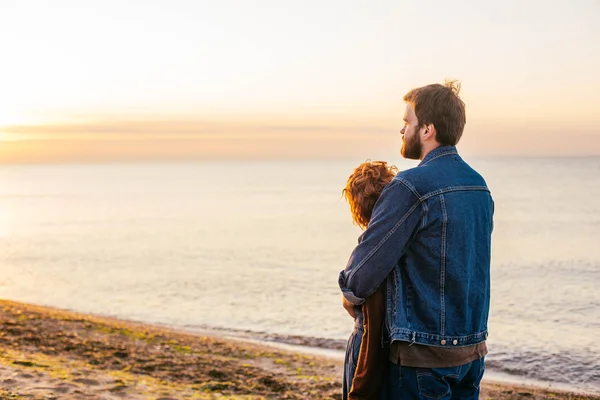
left=419, top=145, right=458, bottom=167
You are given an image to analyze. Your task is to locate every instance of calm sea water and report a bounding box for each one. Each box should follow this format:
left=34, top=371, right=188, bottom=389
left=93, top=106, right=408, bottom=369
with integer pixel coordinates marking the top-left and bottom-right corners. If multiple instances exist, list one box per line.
left=1, top=158, right=599, bottom=393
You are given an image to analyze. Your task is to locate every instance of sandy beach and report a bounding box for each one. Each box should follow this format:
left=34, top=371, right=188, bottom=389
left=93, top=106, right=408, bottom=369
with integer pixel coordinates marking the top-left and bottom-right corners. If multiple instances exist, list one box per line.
left=0, top=299, right=597, bottom=400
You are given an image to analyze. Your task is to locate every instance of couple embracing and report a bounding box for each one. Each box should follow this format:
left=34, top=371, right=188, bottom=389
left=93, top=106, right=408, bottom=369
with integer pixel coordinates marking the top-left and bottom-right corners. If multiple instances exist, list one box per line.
left=339, top=81, right=494, bottom=400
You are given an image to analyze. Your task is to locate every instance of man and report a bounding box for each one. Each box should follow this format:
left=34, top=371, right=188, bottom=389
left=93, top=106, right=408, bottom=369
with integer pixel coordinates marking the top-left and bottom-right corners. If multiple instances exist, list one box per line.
left=339, top=81, right=494, bottom=399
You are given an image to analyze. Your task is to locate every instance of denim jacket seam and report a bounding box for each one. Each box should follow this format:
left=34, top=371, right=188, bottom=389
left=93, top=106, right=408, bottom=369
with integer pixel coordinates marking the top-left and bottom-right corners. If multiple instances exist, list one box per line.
left=420, top=196, right=429, bottom=228
left=390, top=328, right=488, bottom=338
left=389, top=328, right=488, bottom=343
left=394, top=177, right=422, bottom=200
left=420, top=186, right=490, bottom=201
left=396, top=179, right=428, bottom=228
left=386, top=277, right=393, bottom=338
left=345, top=198, right=421, bottom=284
left=439, top=194, right=447, bottom=337
left=405, top=280, right=412, bottom=327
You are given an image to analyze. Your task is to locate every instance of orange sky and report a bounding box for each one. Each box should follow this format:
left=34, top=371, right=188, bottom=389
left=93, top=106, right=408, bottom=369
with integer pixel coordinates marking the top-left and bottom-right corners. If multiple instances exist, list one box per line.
left=1, top=117, right=597, bottom=164
left=1, top=0, right=599, bottom=163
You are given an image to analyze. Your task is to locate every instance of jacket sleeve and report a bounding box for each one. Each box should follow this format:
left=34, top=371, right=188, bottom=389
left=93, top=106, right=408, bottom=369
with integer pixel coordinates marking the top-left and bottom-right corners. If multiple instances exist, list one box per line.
left=338, top=179, right=421, bottom=304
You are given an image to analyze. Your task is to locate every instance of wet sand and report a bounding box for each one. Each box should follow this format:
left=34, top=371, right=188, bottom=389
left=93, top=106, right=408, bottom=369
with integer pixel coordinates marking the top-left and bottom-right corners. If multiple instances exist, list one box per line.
left=0, top=299, right=597, bottom=399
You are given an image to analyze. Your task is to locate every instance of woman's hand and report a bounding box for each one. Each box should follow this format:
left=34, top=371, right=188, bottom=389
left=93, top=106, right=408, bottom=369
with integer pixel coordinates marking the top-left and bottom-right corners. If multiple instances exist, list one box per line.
left=342, top=295, right=356, bottom=318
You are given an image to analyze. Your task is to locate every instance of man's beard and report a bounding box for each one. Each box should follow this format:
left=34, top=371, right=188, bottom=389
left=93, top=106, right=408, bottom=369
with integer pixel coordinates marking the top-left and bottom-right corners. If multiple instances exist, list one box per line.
left=401, top=131, right=422, bottom=160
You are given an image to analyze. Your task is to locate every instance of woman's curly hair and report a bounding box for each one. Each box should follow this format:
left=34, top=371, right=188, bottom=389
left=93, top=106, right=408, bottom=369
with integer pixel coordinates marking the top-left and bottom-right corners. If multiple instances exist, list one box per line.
left=342, top=161, right=398, bottom=230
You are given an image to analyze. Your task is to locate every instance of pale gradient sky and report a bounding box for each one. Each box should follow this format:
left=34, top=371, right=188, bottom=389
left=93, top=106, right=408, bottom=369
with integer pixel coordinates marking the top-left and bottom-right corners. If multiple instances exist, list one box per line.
left=0, top=0, right=599, bottom=162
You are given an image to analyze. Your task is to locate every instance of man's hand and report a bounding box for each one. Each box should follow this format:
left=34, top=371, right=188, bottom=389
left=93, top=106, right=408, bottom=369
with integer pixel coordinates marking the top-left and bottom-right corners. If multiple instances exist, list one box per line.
left=342, top=295, right=357, bottom=318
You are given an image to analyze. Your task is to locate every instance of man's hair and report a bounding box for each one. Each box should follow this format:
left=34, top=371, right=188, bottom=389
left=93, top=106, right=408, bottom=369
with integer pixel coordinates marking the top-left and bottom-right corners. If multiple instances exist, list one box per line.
left=342, top=161, right=398, bottom=230
left=403, top=80, right=466, bottom=146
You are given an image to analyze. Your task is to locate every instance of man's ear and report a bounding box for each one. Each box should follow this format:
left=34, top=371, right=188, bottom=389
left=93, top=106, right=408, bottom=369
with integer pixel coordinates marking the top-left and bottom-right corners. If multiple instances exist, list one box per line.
left=423, top=123, right=436, bottom=141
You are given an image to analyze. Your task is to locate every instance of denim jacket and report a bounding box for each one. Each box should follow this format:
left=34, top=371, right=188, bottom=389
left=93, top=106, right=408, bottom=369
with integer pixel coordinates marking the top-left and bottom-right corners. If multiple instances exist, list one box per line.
left=339, top=146, right=493, bottom=347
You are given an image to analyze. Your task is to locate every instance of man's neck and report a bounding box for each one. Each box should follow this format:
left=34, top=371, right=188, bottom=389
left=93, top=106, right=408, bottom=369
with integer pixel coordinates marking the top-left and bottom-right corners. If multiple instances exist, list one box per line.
left=419, top=143, right=442, bottom=161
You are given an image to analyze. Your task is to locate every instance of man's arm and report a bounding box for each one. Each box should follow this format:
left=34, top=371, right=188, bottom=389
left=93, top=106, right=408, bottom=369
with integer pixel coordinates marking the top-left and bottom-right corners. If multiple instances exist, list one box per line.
left=338, top=179, right=422, bottom=304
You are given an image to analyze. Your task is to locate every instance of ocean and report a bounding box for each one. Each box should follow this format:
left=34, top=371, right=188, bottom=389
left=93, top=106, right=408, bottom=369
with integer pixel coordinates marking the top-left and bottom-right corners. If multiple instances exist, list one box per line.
left=1, top=157, right=599, bottom=394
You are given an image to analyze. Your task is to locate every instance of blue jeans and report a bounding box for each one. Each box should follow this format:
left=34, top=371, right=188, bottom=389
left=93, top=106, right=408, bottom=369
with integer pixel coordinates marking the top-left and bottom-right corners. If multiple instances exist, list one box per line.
left=382, top=357, right=485, bottom=400
left=342, top=323, right=363, bottom=400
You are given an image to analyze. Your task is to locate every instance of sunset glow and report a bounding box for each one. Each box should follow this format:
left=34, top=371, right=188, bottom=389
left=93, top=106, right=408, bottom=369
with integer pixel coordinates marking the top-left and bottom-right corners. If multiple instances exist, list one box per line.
left=0, top=0, right=599, bottom=162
